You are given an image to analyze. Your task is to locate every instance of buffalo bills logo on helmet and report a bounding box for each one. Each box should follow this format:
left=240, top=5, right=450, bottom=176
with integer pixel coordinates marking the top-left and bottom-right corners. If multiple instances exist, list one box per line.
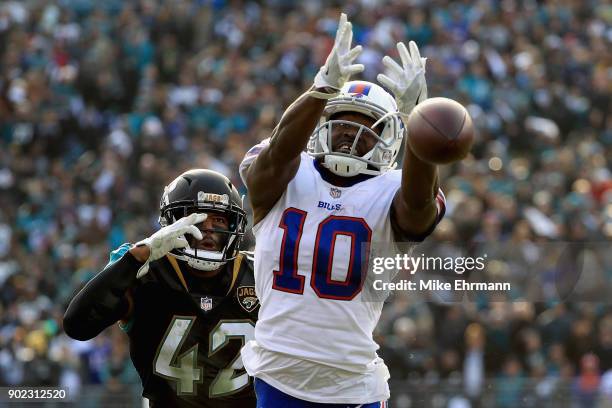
left=347, top=83, right=372, bottom=96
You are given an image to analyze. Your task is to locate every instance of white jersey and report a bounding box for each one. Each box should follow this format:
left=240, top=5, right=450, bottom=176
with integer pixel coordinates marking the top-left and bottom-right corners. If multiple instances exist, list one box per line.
left=239, top=141, right=444, bottom=403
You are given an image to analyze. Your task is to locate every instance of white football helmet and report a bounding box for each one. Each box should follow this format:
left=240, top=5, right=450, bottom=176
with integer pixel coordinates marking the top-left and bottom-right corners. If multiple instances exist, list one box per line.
left=307, top=81, right=404, bottom=177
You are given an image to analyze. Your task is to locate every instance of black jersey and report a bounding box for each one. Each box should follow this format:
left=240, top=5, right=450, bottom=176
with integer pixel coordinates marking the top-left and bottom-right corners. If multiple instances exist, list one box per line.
left=121, top=250, right=259, bottom=408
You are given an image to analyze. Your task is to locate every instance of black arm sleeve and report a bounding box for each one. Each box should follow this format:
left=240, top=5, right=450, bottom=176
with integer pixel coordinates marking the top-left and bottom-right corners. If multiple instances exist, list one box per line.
left=63, top=251, right=143, bottom=341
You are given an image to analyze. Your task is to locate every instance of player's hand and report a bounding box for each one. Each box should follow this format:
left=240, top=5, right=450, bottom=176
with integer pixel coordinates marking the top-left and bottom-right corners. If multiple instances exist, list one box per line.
left=133, top=213, right=206, bottom=278
left=377, top=41, right=428, bottom=119
left=313, top=13, right=364, bottom=91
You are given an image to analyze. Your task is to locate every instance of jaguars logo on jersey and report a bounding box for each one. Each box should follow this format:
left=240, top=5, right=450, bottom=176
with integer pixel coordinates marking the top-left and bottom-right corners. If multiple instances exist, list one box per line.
left=237, top=286, right=258, bottom=312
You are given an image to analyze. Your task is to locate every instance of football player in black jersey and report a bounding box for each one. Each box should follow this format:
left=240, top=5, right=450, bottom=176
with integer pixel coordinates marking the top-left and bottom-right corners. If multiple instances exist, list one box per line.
left=63, top=169, right=258, bottom=408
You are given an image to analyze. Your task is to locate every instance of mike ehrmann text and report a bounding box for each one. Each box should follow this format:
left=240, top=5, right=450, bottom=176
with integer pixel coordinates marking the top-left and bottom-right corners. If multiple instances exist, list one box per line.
left=372, top=279, right=511, bottom=292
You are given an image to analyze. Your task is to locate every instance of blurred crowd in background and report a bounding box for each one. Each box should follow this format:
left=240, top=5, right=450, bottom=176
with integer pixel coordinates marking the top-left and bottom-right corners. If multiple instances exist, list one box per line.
left=0, top=0, right=610, bottom=406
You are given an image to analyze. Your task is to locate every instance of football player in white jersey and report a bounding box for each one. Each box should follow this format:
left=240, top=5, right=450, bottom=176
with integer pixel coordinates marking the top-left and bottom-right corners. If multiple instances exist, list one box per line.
left=240, top=13, right=446, bottom=407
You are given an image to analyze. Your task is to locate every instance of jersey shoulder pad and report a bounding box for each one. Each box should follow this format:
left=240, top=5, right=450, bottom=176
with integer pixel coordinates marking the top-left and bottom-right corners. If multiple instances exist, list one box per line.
left=238, top=251, right=255, bottom=272
left=375, top=168, right=401, bottom=184
left=143, top=256, right=188, bottom=289
left=240, top=250, right=255, bottom=261
left=235, top=252, right=258, bottom=312
left=239, top=138, right=270, bottom=185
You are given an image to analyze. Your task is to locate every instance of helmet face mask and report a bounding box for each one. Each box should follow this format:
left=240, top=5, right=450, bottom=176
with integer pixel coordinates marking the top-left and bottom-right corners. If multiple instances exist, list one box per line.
left=308, top=81, right=404, bottom=177
left=158, top=170, right=247, bottom=271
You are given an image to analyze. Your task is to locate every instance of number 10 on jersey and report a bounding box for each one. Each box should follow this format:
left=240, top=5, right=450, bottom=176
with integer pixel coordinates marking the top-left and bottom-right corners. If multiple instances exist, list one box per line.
left=273, top=208, right=372, bottom=300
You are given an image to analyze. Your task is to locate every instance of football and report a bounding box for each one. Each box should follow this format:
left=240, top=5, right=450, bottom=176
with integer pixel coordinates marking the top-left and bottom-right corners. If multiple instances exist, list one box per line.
left=406, top=97, right=474, bottom=164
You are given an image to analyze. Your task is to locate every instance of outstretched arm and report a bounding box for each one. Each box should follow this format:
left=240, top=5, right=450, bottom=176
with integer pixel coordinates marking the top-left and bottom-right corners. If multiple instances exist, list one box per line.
left=63, top=214, right=205, bottom=340
left=392, top=146, right=440, bottom=238
left=244, top=91, right=329, bottom=225
left=378, top=41, right=442, bottom=238
left=63, top=247, right=143, bottom=340
left=244, top=13, right=364, bottom=225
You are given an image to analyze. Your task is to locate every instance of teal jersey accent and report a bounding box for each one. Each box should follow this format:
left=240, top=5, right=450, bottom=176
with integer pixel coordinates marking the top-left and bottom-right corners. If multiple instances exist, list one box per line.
left=107, top=243, right=134, bottom=332
left=107, top=243, right=132, bottom=268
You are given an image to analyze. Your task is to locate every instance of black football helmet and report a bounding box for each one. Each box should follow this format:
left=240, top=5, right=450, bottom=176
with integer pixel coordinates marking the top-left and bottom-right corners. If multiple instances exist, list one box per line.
left=159, top=169, right=247, bottom=271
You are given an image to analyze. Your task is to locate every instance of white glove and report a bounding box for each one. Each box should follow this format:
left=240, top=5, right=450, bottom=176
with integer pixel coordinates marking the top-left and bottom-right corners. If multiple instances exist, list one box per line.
left=313, top=13, right=364, bottom=92
left=134, top=213, right=206, bottom=278
left=377, top=41, right=428, bottom=118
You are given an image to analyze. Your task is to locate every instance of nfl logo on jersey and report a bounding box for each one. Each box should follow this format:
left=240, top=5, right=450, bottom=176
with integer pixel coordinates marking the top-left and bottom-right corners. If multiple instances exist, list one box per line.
left=329, top=187, right=342, bottom=198
left=200, top=297, right=213, bottom=311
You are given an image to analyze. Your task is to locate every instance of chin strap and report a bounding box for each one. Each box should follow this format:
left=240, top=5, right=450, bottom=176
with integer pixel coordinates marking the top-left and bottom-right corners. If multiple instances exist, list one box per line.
left=188, top=258, right=226, bottom=271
